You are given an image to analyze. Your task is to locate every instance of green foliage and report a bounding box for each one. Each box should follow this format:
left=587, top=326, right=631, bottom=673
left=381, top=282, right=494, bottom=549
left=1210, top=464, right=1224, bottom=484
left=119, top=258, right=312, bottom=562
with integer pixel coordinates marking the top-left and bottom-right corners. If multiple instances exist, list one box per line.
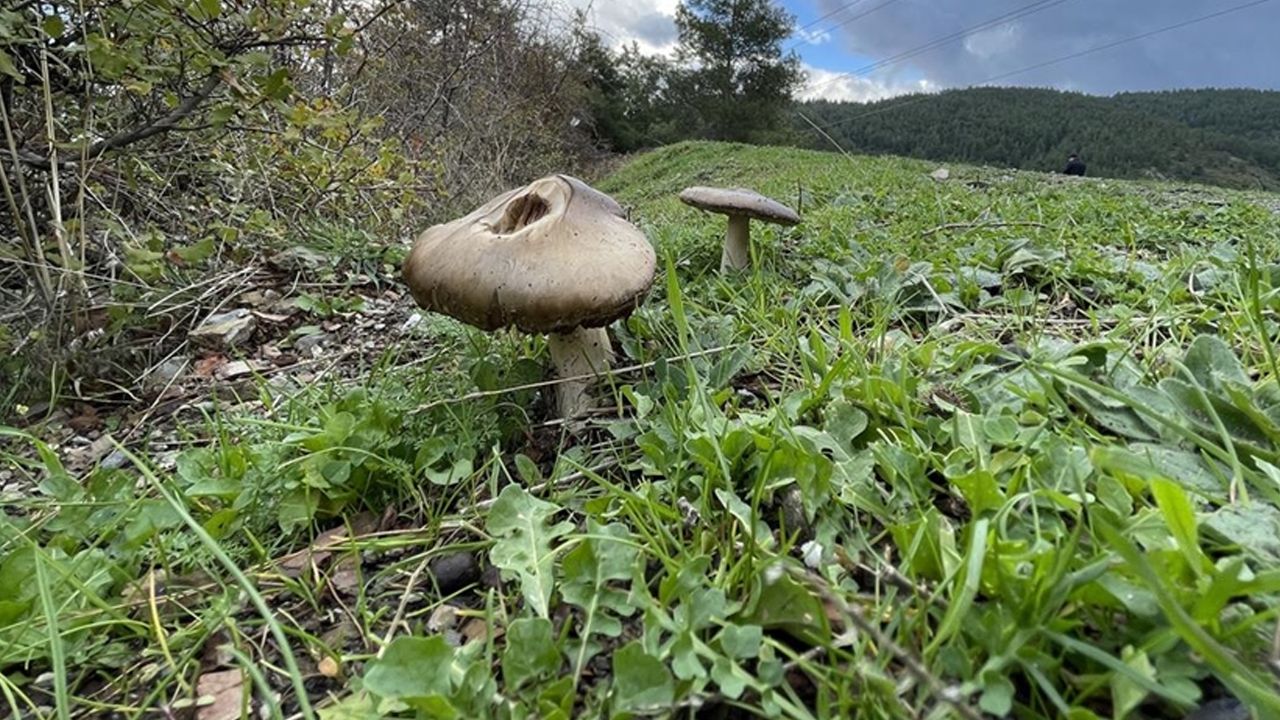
left=674, top=0, right=804, bottom=143
left=796, top=86, right=1280, bottom=190
left=8, top=142, right=1280, bottom=718
left=573, top=0, right=801, bottom=151
left=486, top=485, right=574, bottom=618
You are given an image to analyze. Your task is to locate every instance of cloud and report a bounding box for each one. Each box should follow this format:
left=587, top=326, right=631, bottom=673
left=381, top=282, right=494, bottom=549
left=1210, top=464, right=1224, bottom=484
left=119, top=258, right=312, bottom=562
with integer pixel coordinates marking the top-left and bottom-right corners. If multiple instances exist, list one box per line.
left=798, top=64, right=935, bottom=103
left=794, top=27, right=833, bottom=46
left=813, top=0, right=1280, bottom=94
left=563, top=0, right=680, bottom=54
left=962, top=22, right=1021, bottom=60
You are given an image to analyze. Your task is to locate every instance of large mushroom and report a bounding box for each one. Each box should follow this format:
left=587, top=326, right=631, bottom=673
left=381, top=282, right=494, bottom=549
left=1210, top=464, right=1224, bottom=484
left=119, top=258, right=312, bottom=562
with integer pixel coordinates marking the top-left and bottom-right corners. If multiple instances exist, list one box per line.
left=678, top=186, right=801, bottom=272
left=403, top=174, right=655, bottom=418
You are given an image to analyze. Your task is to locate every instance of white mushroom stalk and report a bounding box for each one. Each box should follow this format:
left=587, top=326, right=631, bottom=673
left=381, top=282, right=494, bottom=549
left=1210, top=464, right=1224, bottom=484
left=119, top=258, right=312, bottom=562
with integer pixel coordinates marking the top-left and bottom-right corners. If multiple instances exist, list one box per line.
left=547, top=327, right=613, bottom=418
left=402, top=174, right=655, bottom=418
left=723, top=214, right=751, bottom=272
left=678, top=186, right=802, bottom=273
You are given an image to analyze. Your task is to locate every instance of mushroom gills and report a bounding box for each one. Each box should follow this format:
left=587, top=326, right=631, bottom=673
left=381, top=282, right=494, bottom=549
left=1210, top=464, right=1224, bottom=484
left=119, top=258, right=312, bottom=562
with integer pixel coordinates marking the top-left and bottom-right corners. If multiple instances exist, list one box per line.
left=546, top=326, right=613, bottom=418
left=495, top=192, right=551, bottom=234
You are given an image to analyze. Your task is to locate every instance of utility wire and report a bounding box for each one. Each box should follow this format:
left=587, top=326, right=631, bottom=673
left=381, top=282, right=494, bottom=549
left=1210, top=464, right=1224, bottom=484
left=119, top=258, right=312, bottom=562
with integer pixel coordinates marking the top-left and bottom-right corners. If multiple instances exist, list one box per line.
left=791, top=0, right=871, bottom=37
left=786, top=0, right=872, bottom=50
left=804, top=0, right=1076, bottom=95
left=794, top=0, right=901, bottom=51
left=804, top=0, right=1274, bottom=134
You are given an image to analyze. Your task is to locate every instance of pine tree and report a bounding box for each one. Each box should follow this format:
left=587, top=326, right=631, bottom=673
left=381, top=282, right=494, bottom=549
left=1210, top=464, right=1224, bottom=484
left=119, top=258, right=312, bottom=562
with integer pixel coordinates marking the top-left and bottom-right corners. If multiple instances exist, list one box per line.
left=674, top=0, right=802, bottom=143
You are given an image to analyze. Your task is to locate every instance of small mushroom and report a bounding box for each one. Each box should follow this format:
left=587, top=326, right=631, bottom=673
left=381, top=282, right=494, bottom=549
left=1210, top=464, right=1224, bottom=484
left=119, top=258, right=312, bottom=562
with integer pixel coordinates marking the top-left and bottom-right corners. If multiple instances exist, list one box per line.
left=678, top=186, right=801, bottom=272
left=403, top=174, right=655, bottom=418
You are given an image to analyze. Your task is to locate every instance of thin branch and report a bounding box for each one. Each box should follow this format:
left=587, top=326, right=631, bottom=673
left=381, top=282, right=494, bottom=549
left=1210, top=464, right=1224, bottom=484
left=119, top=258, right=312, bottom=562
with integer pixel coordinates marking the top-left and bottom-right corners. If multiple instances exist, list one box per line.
left=7, top=75, right=222, bottom=170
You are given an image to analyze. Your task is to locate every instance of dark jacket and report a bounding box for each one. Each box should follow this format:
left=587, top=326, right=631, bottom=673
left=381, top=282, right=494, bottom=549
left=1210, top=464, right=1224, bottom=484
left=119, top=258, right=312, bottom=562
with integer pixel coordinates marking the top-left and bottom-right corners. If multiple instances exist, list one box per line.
left=1064, top=158, right=1086, bottom=176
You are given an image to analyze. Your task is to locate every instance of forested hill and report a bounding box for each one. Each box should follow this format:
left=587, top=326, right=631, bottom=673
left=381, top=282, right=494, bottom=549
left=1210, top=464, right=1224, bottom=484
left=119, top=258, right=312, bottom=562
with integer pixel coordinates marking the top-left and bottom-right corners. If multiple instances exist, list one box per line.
left=795, top=87, right=1280, bottom=190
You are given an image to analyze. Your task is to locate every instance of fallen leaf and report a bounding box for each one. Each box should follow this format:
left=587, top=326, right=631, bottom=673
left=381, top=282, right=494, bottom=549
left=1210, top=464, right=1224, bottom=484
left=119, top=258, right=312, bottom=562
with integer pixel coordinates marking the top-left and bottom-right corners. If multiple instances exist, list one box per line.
left=461, top=618, right=498, bottom=644
left=276, top=513, right=381, bottom=578
left=253, top=311, right=292, bottom=324
left=215, top=359, right=268, bottom=381
left=67, top=404, right=102, bottom=433
left=195, top=669, right=246, bottom=720
left=194, top=354, right=229, bottom=378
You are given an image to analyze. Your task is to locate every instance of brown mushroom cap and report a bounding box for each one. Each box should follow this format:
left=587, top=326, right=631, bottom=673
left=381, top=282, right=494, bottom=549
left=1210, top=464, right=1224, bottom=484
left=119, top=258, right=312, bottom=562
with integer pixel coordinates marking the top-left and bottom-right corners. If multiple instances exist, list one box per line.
left=678, top=186, right=800, bottom=226
left=403, top=175, right=655, bottom=334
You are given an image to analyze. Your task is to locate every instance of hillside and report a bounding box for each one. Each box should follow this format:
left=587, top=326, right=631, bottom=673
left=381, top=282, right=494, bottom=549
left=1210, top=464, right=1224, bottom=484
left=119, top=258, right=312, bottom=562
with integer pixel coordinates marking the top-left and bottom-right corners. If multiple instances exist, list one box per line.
left=1115, top=88, right=1280, bottom=143
left=6, top=142, right=1280, bottom=718
left=796, top=86, right=1280, bottom=190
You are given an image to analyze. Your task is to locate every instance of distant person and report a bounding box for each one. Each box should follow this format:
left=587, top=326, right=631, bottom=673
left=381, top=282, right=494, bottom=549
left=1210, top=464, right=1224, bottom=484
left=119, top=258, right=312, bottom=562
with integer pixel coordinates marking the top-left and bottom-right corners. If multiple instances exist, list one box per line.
left=1064, top=153, right=1086, bottom=177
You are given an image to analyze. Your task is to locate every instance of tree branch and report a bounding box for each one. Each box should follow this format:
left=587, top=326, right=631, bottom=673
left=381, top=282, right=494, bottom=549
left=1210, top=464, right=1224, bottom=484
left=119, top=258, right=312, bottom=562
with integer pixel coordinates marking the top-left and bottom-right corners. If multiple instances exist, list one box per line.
left=4, top=74, right=222, bottom=170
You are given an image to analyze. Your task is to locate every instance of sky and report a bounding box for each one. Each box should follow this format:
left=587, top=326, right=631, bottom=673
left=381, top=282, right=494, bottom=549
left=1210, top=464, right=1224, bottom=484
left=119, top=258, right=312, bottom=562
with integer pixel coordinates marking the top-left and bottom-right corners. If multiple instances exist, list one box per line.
left=561, top=0, right=1280, bottom=102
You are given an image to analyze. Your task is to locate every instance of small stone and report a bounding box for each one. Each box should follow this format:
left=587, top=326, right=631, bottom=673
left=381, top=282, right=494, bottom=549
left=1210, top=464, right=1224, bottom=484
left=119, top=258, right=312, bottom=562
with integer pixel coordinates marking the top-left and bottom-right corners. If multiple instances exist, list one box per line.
left=930, top=167, right=950, bottom=182
left=428, top=552, right=481, bottom=595
left=101, top=450, right=129, bottom=470
left=190, top=309, right=256, bottom=349
left=146, top=357, right=188, bottom=389
left=295, top=333, right=328, bottom=355
left=215, top=360, right=267, bottom=381
left=317, top=656, right=341, bottom=678
left=427, top=604, right=460, bottom=633
left=269, top=246, right=330, bottom=270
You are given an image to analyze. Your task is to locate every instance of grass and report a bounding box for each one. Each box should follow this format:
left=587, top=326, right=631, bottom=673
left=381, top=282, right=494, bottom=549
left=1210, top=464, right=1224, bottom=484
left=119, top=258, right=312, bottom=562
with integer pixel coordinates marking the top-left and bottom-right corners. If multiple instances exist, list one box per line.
left=4, top=140, right=1280, bottom=718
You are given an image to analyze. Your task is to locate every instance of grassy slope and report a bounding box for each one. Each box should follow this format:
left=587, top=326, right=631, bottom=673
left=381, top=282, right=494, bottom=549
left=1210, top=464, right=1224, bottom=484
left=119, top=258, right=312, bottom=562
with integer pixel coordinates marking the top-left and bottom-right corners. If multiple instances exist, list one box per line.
left=5, top=141, right=1280, bottom=719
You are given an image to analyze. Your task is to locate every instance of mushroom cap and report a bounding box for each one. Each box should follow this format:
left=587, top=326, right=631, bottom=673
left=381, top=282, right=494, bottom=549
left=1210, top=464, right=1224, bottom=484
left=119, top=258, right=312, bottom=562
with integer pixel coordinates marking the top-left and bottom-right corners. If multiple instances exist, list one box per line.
left=678, top=186, right=801, bottom=226
left=402, top=174, right=656, bottom=334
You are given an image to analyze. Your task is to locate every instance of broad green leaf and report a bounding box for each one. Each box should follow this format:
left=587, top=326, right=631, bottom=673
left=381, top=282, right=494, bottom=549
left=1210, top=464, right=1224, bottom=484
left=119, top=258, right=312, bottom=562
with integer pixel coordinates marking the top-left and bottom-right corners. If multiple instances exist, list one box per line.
left=502, top=618, right=561, bottom=689
left=1160, top=378, right=1271, bottom=453
left=363, top=635, right=454, bottom=703
left=1091, top=444, right=1225, bottom=499
left=0, top=50, right=20, bottom=81
left=486, top=484, right=572, bottom=618
left=714, top=488, right=772, bottom=546
left=718, top=623, right=762, bottom=659
left=712, top=656, right=748, bottom=699
left=1092, top=511, right=1280, bottom=713
left=561, top=521, right=639, bottom=675
left=1183, top=335, right=1249, bottom=390
left=1202, top=502, right=1280, bottom=564
left=1150, top=478, right=1205, bottom=573
left=979, top=672, right=1014, bottom=716
left=743, top=567, right=826, bottom=645
left=1111, top=646, right=1156, bottom=719
left=610, top=641, right=673, bottom=714
left=949, top=469, right=1004, bottom=516
left=316, top=693, right=381, bottom=720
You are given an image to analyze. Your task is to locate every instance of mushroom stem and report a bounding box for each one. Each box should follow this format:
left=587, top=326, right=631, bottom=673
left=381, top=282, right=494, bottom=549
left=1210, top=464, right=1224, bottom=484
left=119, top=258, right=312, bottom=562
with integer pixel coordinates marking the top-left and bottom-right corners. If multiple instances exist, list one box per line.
left=547, top=326, right=613, bottom=418
left=720, top=214, right=751, bottom=272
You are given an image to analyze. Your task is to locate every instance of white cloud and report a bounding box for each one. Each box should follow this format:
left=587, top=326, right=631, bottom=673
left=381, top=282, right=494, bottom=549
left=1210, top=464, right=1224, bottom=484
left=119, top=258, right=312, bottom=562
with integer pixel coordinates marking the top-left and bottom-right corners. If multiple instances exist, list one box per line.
left=798, top=64, right=934, bottom=103
left=963, top=22, right=1023, bottom=60
left=794, top=27, right=832, bottom=46
left=562, top=0, right=680, bottom=54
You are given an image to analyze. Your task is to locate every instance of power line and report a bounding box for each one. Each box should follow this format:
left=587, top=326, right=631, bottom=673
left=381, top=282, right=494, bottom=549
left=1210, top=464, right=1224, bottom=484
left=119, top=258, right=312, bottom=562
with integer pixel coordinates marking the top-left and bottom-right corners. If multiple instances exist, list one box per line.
left=790, top=0, right=872, bottom=39
left=797, top=0, right=901, bottom=50
left=804, top=0, right=1274, bottom=134
left=805, top=0, right=1075, bottom=95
